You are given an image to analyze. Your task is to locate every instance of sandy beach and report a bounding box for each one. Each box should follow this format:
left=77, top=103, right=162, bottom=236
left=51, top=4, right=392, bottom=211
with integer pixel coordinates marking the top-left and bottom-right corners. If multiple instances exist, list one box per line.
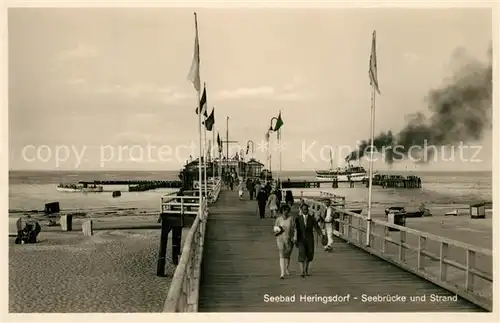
left=9, top=215, right=188, bottom=313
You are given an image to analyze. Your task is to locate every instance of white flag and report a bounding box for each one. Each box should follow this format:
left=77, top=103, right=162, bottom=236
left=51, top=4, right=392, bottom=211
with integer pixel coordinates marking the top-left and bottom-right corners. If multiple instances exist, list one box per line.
left=188, top=13, right=201, bottom=93
left=369, top=30, right=381, bottom=95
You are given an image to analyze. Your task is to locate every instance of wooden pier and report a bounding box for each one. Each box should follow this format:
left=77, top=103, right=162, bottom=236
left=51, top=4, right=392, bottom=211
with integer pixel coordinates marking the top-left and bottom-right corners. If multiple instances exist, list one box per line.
left=371, top=174, right=422, bottom=189
left=161, top=187, right=492, bottom=312
left=78, top=180, right=183, bottom=192
left=281, top=180, right=350, bottom=189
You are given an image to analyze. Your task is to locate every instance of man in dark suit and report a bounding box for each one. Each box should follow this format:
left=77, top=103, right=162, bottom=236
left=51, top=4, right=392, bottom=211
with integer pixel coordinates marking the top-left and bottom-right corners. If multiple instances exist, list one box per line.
left=256, top=189, right=267, bottom=219
left=293, top=203, right=324, bottom=277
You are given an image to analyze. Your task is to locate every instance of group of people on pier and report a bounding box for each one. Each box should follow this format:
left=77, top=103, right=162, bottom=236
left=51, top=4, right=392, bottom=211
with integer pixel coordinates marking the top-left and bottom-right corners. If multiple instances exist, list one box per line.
left=234, top=177, right=339, bottom=279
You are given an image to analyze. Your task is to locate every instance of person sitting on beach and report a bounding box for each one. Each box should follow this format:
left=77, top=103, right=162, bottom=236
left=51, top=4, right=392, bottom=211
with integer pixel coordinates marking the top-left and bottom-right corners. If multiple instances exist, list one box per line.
left=15, top=216, right=41, bottom=244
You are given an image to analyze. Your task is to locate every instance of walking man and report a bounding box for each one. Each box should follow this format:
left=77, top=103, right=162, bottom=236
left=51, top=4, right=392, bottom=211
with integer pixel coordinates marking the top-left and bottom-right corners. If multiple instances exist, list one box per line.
left=247, top=179, right=255, bottom=200
left=256, top=189, right=267, bottom=219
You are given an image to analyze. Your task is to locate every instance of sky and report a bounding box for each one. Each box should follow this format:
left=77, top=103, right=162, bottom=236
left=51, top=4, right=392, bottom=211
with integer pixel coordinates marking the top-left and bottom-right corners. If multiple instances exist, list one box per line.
left=8, top=7, right=493, bottom=171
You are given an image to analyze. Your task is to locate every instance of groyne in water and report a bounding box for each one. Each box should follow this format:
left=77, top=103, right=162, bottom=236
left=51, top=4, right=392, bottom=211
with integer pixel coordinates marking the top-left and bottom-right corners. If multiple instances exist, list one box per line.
left=79, top=180, right=183, bottom=192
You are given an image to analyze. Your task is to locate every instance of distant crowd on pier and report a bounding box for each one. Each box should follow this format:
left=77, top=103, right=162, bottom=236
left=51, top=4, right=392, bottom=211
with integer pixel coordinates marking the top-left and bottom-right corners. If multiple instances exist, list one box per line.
left=225, top=174, right=343, bottom=280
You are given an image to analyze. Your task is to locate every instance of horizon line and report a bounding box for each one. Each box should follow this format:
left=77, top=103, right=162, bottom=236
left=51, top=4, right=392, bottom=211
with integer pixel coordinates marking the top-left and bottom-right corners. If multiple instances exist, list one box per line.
left=8, top=169, right=493, bottom=173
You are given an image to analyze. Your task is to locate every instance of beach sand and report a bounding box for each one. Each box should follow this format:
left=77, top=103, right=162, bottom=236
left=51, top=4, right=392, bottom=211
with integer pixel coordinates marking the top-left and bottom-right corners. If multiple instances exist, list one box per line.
left=9, top=215, right=188, bottom=313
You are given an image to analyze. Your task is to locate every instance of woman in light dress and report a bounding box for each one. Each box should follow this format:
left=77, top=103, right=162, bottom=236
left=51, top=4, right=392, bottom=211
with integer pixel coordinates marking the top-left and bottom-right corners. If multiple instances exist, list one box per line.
left=267, top=190, right=279, bottom=218
left=237, top=179, right=244, bottom=200
left=274, top=204, right=295, bottom=279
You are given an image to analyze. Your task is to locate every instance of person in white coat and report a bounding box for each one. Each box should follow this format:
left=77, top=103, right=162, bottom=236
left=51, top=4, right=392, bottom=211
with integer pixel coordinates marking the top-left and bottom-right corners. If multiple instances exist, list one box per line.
left=323, top=199, right=335, bottom=251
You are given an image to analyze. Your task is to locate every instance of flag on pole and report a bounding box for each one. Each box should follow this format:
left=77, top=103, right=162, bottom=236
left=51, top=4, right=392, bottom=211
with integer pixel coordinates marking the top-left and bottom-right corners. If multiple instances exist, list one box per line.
left=217, top=132, right=222, bottom=152
left=196, top=84, right=208, bottom=116
left=246, top=142, right=250, bottom=155
left=188, top=13, right=201, bottom=93
left=273, top=111, right=284, bottom=140
left=273, top=111, right=284, bottom=131
left=369, top=30, right=381, bottom=95
left=203, top=107, right=215, bottom=131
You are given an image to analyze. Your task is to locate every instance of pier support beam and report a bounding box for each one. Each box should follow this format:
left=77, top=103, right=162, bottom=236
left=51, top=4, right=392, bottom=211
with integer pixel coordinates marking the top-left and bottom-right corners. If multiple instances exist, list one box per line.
left=172, top=227, right=183, bottom=265
left=157, top=214, right=172, bottom=277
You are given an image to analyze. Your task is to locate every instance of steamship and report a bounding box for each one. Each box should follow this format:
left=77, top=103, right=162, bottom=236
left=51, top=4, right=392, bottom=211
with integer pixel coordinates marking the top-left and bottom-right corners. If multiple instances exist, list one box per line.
left=315, top=165, right=369, bottom=182
left=314, top=149, right=371, bottom=182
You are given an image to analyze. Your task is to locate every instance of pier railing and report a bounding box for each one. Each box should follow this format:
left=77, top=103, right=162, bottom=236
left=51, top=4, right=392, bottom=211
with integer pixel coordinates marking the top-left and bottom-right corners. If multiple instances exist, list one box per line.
left=160, top=178, right=222, bottom=213
left=162, top=178, right=221, bottom=312
left=304, top=196, right=493, bottom=312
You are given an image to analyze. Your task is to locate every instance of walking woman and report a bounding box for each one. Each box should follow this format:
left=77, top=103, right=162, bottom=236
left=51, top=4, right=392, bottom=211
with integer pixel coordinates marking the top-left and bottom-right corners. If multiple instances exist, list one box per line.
left=237, top=179, right=244, bottom=200
left=267, top=190, right=279, bottom=218
left=273, top=204, right=295, bottom=279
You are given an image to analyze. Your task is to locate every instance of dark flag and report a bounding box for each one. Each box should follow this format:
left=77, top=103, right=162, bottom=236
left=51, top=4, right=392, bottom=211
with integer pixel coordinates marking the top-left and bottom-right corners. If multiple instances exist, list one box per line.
left=273, top=111, right=284, bottom=140
left=204, top=108, right=215, bottom=131
left=195, top=84, right=208, bottom=117
left=217, top=132, right=222, bottom=152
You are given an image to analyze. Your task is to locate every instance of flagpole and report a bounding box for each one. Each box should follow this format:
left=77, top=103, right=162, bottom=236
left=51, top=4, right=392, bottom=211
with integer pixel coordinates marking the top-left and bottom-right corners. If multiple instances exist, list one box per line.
left=212, top=128, right=216, bottom=179
left=226, top=116, right=229, bottom=176
left=203, top=126, right=208, bottom=197
left=190, top=12, right=203, bottom=201
left=278, top=128, right=282, bottom=189
left=366, top=85, right=376, bottom=247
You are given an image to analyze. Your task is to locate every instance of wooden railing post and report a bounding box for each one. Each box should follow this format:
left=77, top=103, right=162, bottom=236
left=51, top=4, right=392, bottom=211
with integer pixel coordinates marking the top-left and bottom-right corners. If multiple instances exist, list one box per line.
left=382, top=226, right=388, bottom=254
left=439, top=242, right=449, bottom=281
left=417, top=236, right=426, bottom=270
left=347, top=215, right=352, bottom=239
left=399, top=230, right=406, bottom=262
left=466, top=249, right=476, bottom=292
left=356, top=217, right=361, bottom=243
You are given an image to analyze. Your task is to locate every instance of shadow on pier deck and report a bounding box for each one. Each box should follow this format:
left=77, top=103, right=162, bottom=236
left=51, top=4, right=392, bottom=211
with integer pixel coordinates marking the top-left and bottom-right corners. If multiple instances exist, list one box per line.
left=198, top=190, right=484, bottom=312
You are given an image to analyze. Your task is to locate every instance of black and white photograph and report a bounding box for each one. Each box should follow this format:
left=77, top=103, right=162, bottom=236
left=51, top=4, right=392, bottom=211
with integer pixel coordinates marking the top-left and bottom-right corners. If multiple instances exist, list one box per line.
left=5, top=2, right=494, bottom=315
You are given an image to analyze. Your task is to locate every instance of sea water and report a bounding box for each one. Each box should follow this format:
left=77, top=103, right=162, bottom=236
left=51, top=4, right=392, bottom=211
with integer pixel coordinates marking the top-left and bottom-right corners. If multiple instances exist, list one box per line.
left=8, top=170, right=492, bottom=216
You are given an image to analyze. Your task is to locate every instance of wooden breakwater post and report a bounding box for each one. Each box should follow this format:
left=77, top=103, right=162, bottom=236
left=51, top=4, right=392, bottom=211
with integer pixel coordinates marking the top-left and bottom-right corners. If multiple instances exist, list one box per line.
left=82, top=219, right=93, bottom=236
left=60, top=214, right=73, bottom=231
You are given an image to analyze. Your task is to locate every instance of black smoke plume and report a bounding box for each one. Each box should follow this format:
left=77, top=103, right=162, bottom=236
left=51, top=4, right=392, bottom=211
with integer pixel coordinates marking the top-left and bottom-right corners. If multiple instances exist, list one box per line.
left=345, top=47, right=492, bottom=164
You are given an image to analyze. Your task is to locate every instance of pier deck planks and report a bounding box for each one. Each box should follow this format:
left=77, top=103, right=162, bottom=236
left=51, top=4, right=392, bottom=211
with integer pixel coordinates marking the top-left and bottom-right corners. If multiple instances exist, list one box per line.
left=198, top=190, right=483, bottom=312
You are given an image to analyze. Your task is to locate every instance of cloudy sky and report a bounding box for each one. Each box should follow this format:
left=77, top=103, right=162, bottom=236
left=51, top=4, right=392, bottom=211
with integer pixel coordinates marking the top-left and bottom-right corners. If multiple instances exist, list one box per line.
left=8, top=7, right=492, bottom=171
